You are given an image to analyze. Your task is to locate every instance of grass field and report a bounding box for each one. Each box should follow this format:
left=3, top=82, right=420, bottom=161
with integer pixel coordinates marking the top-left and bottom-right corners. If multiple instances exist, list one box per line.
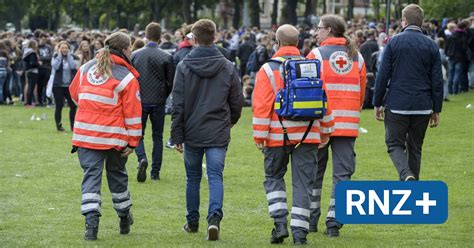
left=0, top=92, right=473, bottom=247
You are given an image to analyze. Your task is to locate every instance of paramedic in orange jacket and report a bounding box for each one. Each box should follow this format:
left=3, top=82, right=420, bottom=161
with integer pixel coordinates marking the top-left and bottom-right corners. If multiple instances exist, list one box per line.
left=306, top=14, right=367, bottom=237
left=69, top=32, right=142, bottom=241
left=253, top=24, right=335, bottom=245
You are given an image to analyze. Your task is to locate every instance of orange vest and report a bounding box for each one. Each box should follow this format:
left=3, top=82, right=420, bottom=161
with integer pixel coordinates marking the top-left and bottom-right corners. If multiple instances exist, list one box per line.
left=307, top=37, right=367, bottom=137
left=69, top=54, right=142, bottom=150
left=252, top=46, right=335, bottom=147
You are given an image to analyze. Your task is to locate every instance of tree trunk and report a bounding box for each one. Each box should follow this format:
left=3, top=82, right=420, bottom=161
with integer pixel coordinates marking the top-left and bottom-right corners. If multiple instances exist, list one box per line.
left=52, top=0, right=62, bottom=31
left=347, top=0, right=354, bottom=21
left=271, top=0, right=279, bottom=26
left=83, top=0, right=90, bottom=29
left=150, top=0, right=166, bottom=22
left=304, top=0, right=315, bottom=18
left=286, top=0, right=297, bottom=25
left=183, top=0, right=192, bottom=24
left=322, top=0, right=326, bottom=14
left=232, top=0, right=242, bottom=29
left=250, top=0, right=260, bottom=28
left=192, top=0, right=200, bottom=22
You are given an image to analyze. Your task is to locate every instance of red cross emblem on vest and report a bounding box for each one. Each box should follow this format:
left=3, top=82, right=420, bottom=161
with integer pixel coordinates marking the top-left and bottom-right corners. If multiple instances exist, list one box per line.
left=336, top=57, right=347, bottom=68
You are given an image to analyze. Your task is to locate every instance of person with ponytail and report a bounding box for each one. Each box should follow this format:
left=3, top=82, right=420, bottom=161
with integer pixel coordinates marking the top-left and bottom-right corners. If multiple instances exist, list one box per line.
left=69, top=31, right=142, bottom=241
left=306, top=14, right=367, bottom=237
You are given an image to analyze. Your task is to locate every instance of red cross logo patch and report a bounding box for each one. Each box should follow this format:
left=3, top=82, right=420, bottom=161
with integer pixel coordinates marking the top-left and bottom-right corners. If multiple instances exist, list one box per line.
left=87, top=64, right=109, bottom=86
left=329, top=51, right=353, bottom=75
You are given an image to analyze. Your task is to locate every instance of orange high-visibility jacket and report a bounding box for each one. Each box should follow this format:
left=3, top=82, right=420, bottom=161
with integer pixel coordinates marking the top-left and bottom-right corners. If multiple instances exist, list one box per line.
left=307, top=37, right=367, bottom=137
left=69, top=54, right=142, bottom=151
left=252, top=46, right=335, bottom=147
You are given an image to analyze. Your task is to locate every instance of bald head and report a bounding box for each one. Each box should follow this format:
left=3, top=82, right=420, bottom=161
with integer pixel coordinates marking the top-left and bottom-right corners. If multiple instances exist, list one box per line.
left=276, top=24, right=299, bottom=47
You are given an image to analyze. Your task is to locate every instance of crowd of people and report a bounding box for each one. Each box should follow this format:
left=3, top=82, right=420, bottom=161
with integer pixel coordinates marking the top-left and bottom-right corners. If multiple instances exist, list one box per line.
left=0, top=5, right=473, bottom=245
left=0, top=14, right=473, bottom=113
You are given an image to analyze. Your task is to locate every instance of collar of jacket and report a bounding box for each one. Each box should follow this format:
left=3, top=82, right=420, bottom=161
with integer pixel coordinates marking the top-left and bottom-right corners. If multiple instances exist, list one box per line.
left=320, top=37, right=346, bottom=47
left=272, top=46, right=301, bottom=58
left=110, top=54, right=140, bottom=78
left=146, top=41, right=159, bottom=47
left=402, top=25, right=423, bottom=33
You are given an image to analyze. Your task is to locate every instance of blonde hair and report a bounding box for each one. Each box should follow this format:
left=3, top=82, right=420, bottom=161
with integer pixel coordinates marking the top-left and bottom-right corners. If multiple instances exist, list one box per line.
left=320, top=14, right=358, bottom=59
left=56, top=41, right=69, bottom=50
left=96, top=32, right=131, bottom=78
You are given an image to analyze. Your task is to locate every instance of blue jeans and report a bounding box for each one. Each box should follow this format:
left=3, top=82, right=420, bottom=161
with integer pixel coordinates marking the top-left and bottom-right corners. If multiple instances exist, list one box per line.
left=448, top=60, right=468, bottom=94
left=184, top=144, right=227, bottom=223
left=134, top=105, right=165, bottom=176
left=0, top=69, right=6, bottom=102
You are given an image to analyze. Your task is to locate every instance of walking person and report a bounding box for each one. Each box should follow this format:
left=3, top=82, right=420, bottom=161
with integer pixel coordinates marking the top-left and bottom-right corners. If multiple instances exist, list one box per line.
left=171, top=19, right=243, bottom=241
left=46, top=41, right=77, bottom=131
left=306, top=14, right=367, bottom=237
left=69, top=32, right=142, bottom=240
left=253, top=24, right=334, bottom=245
left=131, top=22, right=175, bottom=182
left=37, top=33, right=53, bottom=106
left=373, top=4, right=443, bottom=181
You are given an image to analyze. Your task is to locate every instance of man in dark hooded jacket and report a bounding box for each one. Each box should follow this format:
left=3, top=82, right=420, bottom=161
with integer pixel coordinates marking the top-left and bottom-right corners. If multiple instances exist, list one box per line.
left=171, top=19, right=243, bottom=241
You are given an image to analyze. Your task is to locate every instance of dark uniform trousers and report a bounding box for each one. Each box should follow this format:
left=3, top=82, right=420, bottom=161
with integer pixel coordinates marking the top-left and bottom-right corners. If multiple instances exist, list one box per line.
left=78, top=148, right=132, bottom=225
left=384, top=110, right=431, bottom=180
left=263, top=144, right=318, bottom=236
left=309, top=137, right=356, bottom=230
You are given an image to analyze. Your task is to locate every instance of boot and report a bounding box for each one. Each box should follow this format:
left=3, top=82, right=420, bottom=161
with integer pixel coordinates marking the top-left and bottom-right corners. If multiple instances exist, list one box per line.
left=270, top=222, right=289, bottom=244
left=119, top=212, right=134, bottom=234
left=84, top=214, right=99, bottom=240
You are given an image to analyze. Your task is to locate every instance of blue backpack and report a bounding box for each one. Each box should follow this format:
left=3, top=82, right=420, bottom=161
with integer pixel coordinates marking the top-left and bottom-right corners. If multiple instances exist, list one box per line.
left=262, top=56, right=327, bottom=150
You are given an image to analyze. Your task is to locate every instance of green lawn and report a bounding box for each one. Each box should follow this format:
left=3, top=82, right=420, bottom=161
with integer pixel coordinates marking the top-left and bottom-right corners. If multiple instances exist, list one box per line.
left=0, top=92, right=473, bottom=247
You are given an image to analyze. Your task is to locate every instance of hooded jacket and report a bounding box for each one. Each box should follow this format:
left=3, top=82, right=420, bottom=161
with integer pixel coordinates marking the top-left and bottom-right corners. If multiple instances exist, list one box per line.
left=171, top=45, right=243, bottom=147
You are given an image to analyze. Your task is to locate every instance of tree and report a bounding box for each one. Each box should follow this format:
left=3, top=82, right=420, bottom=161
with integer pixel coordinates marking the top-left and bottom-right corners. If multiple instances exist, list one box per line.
left=250, top=0, right=260, bottom=29
left=421, top=0, right=474, bottom=19
left=372, top=0, right=380, bottom=21
left=183, top=0, right=192, bottom=24
left=285, top=0, right=297, bottom=25
left=232, top=0, right=242, bottom=29
left=271, top=0, right=279, bottom=26
left=304, top=0, right=315, bottom=19
left=347, top=0, right=354, bottom=21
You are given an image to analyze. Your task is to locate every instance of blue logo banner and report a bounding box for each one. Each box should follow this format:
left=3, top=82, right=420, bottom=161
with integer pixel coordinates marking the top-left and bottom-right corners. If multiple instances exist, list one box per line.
left=335, top=181, right=448, bottom=224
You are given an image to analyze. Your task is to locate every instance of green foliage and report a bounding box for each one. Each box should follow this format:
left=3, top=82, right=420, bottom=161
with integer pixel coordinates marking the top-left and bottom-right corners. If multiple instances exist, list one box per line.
left=0, top=92, right=473, bottom=246
left=421, top=0, right=474, bottom=19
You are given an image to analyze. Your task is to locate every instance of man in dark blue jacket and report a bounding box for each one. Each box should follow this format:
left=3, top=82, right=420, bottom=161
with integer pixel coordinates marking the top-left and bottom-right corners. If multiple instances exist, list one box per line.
left=132, top=22, right=175, bottom=182
left=171, top=19, right=243, bottom=241
left=373, top=4, right=443, bottom=181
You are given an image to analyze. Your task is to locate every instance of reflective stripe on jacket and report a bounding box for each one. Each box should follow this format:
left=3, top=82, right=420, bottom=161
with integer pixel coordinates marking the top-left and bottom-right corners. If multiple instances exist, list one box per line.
left=69, top=54, right=142, bottom=150
left=307, top=37, right=367, bottom=137
left=252, top=46, right=334, bottom=147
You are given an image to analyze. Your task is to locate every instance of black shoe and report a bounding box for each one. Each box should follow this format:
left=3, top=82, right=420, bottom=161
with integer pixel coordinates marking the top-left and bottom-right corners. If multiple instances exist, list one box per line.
left=293, top=236, right=307, bottom=245
left=183, top=222, right=199, bottom=233
left=270, top=222, right=289, bottom=244
left=207, top=216, right=220, bottom=241
left=137, top=159, right=148, bottom=182
left=325, top=227, right=339, bottom=237
left=309, top=225, right=318, bottom=233
left=150, top=173, right=160, bottom=181
left=119, top=212, right=134, bottom=234
left=84, top=224, right=98, bottom=240
left=56, top=123, right=65, bottom=132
